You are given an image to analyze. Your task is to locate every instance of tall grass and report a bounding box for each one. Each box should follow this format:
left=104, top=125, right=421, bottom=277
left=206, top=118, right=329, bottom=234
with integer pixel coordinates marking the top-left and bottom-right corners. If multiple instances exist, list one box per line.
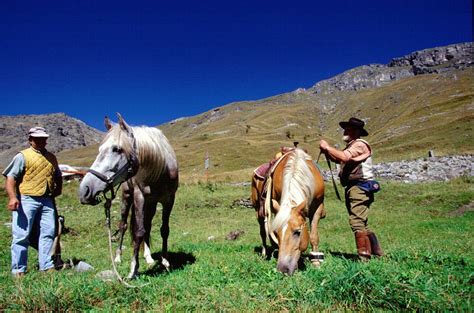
left=0, top=177, right=472, bottom=311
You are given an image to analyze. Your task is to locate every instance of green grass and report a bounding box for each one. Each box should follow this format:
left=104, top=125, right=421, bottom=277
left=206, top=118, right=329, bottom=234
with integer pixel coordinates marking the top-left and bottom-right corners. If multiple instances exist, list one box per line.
left=0, top=177, right=473, bottom=311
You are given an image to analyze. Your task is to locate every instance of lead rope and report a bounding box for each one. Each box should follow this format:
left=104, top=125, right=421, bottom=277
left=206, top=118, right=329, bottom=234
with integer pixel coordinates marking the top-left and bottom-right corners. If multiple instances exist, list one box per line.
left=103, top=188, right=148, bottom=288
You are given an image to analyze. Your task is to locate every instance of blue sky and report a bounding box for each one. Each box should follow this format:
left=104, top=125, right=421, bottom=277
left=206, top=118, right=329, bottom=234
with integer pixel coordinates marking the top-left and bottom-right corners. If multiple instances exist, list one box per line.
left=1, top=0, right=472, bottom=130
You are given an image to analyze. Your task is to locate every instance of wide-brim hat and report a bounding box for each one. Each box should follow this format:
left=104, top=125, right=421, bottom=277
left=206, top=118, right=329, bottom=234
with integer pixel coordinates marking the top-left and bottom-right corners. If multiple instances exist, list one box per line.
left=28, top=127, right=49, bottom=138
left=339, top=117, right=369, bottom=137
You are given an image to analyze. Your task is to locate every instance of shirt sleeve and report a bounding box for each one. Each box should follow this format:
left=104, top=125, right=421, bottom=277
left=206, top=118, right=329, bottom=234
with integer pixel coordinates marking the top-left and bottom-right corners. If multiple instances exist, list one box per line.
left=343, top=141, right=371, bottom=162
left=2, top=153, right=25, bottom=180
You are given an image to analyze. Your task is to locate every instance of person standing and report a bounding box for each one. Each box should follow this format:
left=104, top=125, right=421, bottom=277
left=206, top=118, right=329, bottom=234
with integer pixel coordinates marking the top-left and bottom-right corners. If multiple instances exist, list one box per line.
left=3, top=127, right=62, bottom=276
left=319, top=117, right=383, bottom=261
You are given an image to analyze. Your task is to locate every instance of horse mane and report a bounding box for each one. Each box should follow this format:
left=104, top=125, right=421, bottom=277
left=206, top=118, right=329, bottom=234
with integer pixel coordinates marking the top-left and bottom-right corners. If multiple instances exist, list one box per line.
left=272, top=149, right=315, bottom=232
left=103, top=124, right=177, bottom=182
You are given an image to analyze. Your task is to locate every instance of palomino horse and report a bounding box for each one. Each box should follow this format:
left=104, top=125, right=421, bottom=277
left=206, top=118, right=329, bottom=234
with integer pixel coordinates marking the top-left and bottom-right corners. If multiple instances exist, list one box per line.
left=251, top=148, right=325, bottom=275
left=79, top=113, right=178, bottom=278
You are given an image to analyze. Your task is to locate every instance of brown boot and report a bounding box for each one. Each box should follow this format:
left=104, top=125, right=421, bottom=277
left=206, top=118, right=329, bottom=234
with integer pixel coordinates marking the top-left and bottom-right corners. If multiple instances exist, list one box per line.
left=355, top=231, right=372, bottom=261
left=367, top=231, right=384, bottom=256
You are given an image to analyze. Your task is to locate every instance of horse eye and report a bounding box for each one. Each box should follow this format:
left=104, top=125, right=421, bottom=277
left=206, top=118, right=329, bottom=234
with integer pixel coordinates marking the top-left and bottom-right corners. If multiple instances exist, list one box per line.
left=112, top=146, right=123, bottom=153
left=293, top=229, right=301, bottom=237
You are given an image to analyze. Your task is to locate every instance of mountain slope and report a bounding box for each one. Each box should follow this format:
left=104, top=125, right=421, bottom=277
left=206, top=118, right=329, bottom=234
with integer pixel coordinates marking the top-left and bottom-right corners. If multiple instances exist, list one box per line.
left=56, top=42, right=473, bottom=182
left=0, top=113, right=103, bottom=168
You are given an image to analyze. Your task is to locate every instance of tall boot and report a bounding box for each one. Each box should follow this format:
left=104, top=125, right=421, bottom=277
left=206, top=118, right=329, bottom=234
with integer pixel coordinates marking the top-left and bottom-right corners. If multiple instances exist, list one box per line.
left=367, top=231, right=384, bottom=257
left=355, top=231, right=372, bottom=261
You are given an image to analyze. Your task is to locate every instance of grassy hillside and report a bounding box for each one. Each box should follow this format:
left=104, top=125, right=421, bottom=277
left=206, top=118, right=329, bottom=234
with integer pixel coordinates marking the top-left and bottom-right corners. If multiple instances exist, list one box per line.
left=57, top=68, right=473, bottom=183
left=1, top=178, right=473, bottom=310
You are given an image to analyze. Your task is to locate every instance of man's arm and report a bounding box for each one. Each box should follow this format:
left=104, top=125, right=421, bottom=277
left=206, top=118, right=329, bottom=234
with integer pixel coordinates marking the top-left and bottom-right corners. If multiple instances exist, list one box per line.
left=5, top=176, right=19, bottom=211
left=319, top=140, right=350, bottom=163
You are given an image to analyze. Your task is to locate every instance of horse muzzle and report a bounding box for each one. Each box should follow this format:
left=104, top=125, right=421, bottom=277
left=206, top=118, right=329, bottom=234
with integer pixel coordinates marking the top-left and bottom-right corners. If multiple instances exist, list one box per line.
left=277, top=254, right=299, bottom=276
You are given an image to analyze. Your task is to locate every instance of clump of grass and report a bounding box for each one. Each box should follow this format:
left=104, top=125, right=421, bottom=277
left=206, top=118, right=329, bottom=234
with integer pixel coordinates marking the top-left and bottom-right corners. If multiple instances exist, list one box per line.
left=0, top=177, right=472, bottom=311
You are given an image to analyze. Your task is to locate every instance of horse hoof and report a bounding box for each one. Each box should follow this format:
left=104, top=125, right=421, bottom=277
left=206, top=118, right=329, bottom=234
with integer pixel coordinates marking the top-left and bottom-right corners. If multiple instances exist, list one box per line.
left=145, top=257, right=155, bottom=265
left=114, top=255, right=122, bottom=263
left=311, top=260, right=321, bottom=267
left=161, top=258, right=170, bottom=269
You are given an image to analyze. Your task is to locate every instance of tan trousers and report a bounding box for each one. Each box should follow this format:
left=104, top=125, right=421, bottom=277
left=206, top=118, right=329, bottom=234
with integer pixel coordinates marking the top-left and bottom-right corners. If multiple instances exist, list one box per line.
left=345, top=185, right=374, bottom=232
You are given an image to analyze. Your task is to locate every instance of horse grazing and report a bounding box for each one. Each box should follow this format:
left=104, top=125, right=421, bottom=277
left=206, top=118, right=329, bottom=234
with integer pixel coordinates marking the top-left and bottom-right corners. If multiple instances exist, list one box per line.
left=251, top=148, right=325, bottom=275
left=79, top=113, right=178, bottom=278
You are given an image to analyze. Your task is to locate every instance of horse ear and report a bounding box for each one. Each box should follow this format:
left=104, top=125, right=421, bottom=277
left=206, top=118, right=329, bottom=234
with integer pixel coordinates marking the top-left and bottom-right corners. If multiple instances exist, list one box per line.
left=117, top=112, right=131, bottom=133
left=272, top=199, right=280, bottom=210
left=295, top=200, right=307, bottom=214
left=104, top=116, right=112, bottom=130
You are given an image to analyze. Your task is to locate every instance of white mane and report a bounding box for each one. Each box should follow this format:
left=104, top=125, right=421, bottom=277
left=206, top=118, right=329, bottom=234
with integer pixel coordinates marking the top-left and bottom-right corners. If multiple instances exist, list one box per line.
left=103, top=125, right=178, bottom=182
left=272, top=149, right=315, bottom=232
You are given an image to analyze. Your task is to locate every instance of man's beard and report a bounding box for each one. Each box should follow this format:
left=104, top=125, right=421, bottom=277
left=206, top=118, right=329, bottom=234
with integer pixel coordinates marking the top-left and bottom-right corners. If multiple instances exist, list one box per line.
left=342, top=135, right=352, bottom=143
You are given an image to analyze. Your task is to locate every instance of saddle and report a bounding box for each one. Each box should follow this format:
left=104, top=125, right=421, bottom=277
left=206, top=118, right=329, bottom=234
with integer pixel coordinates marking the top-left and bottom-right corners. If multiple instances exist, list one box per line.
left=254, top=146, right=303, bottom=218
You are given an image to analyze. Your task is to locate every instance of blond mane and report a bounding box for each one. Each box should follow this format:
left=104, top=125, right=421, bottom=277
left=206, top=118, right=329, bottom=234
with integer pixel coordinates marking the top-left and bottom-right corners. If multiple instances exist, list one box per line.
left=272, top=149, right=315, bottom=232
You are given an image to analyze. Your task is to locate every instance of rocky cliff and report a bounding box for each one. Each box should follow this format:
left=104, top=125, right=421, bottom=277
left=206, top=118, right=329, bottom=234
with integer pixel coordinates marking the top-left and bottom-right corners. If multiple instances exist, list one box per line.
left=308, top=42, right=472, bottom=95
left=0, top=113, right=103, bottom=168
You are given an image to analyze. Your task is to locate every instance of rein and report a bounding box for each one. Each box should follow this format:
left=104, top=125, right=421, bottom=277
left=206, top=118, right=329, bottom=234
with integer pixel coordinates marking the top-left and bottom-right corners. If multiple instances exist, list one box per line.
left=103, top=195, right=138, bottom=288
left=317, top=150, right=342, bottom=201
left=89, top=131, right=147, bottom=288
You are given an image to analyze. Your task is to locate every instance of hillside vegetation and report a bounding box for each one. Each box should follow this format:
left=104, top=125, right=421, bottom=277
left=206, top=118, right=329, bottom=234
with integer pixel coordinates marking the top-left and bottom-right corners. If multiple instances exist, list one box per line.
left=1, top=178, right=472, bottom=310
left=55, top=42, right=474, bottom=182
left=57, top=68, right=473, bottom=182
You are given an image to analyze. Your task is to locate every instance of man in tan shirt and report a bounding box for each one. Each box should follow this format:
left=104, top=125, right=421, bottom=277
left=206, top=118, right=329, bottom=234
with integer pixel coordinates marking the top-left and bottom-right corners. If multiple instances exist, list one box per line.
left=319, top=117, right=383, bottom=261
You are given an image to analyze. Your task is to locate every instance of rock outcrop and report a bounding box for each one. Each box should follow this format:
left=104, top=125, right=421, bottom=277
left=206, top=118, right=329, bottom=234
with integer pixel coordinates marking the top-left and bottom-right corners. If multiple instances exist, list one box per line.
left=309, top=42, right=472, bottom=95
left=321, top=155, right=473, bottom=183
left=0, top=113, right=103, bottom=168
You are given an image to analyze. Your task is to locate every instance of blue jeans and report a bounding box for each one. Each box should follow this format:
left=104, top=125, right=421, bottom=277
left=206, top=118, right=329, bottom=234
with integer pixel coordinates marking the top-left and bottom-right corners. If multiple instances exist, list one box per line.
left=11, top=195, right=56, bottom=274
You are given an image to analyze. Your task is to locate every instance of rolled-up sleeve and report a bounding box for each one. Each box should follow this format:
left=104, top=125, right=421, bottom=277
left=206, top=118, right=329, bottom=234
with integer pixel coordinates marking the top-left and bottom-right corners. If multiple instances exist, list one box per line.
left=2, top=153, right=25, bottom=180
left=344, top=141, right=371, bottom=162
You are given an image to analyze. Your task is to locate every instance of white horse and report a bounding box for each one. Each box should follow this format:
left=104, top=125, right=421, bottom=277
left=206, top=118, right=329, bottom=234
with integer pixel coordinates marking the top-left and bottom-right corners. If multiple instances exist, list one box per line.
left=79, top=113, right=179, bottom=279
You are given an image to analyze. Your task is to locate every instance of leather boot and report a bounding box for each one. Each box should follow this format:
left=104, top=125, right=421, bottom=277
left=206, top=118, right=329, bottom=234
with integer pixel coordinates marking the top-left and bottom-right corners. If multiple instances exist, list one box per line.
left=355, top=231, right=372, bottom=261
left=367, top=231, right=384, bottom=256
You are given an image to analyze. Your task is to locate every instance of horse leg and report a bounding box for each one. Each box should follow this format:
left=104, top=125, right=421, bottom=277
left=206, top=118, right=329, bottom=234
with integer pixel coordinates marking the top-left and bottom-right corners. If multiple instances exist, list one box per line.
left=257, top=213, right=269, bottom=258
left=160, top=195, right=175, bottom=269
left=128, top=188, right=145, bottom=279
left=115, top=183, right=133, bottom=263
left=309, top=202, right=325, bottom=267
left=115, top=201, right=132, bottom=263
left=143, top=201, right=158, bottom=265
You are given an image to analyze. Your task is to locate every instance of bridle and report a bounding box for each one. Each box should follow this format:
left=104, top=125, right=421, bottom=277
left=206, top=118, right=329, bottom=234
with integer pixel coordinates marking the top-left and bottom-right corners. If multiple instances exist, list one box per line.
left=87, top=130, right=139, bottom=201
left=87, top=130, right=142, bottom=288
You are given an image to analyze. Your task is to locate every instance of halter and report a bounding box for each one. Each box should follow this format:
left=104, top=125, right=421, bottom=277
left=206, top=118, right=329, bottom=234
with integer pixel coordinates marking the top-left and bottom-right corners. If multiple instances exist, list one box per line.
left=88, top=129, right=143, bottom=288
left=87, top=129, right=139, bottom=201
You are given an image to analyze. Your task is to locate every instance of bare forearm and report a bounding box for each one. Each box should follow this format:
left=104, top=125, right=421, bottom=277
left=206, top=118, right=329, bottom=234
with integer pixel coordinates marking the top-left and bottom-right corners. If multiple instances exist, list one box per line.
left=325, top=146, right=349, bottom=163
left=5, top=176, right=20, bottom=211
left=5, top=177, right=18, bottom=199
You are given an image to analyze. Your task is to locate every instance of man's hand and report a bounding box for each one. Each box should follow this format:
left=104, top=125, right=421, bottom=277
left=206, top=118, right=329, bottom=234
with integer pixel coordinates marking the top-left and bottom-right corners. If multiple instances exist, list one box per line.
left=319, top=139, right=330, bottom=151
left=7, top=197, right=19, bottom=211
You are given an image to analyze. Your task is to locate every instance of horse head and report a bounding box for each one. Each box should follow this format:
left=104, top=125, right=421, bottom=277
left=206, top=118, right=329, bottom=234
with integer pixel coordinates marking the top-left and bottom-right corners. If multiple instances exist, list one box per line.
left=79, top=113, right=139, bottom=205
left=272, top=200, right=309, bottom=275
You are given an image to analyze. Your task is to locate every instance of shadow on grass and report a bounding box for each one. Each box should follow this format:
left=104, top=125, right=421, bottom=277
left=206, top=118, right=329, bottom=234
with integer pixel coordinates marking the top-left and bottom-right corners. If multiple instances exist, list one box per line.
left=253, top=246, right=308, bottom=271
left=142, top=251, right=196, bottom=276
left=328, top=251, right=360, bottom=261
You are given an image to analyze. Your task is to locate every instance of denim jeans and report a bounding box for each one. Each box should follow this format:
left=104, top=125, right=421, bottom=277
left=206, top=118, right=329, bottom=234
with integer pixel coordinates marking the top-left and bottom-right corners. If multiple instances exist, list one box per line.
left=11, top=195, right=56, bottom=274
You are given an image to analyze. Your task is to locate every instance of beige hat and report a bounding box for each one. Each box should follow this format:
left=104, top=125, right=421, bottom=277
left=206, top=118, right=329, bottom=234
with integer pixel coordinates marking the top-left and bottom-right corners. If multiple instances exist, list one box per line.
left=28, top=127, right=49, bottom=138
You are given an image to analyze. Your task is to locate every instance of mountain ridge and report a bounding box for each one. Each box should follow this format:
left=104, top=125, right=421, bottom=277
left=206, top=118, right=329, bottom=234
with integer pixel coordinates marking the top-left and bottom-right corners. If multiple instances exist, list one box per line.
left=1, top=42, right=472, bottom=182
